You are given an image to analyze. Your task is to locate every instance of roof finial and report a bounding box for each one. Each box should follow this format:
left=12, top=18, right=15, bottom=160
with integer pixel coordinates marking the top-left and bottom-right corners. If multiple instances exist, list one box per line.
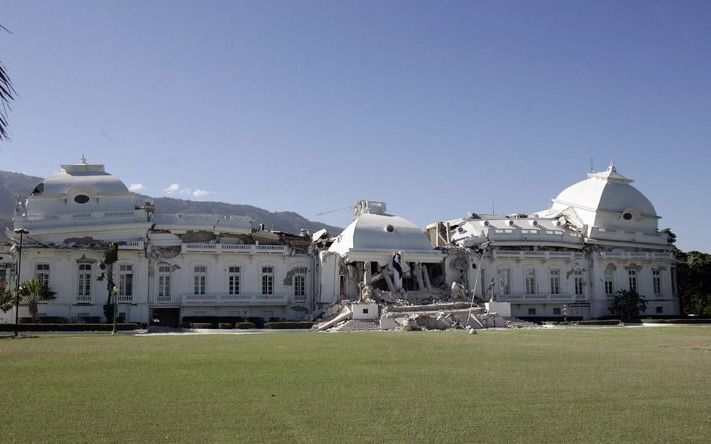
left=609, top=161, right=616, bottom=172
left=80, top=154, right=88, bottom=165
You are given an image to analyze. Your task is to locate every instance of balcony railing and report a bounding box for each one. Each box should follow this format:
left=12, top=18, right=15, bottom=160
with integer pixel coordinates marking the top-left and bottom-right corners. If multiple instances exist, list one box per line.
left=600, top=251, right=674, bottom=260
left=182, top=243, right=287, bottom=255
left=493, top=251, right=584, bottom=260
left=178, top=292, right=288, bottom=305
left=496, top=292, right=582, bottom=302
left=16, top=209, right=149, bottom=228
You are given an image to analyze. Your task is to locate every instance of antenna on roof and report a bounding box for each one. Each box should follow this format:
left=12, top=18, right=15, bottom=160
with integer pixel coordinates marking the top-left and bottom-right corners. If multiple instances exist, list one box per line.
left=316, top=205, right=354, bottom=216
left=589, top=157, right=594, bottom=172
left=80, top=154, right=88, bottom=165
left=491, top=196, right=495, bottom=215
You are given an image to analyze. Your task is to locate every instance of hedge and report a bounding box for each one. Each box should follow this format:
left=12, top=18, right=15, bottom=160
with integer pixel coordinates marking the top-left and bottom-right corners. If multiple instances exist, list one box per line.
left=235, top=321, right=255, bottom=329
left=0, top=323, right=140, bottom=332
left=189, top=323, right=214, bottom=329
left=264, top=321, right=315, bottom=329
left=642, top=318, right=711, bottom=324
left=576, top=319, right=623, bottom=326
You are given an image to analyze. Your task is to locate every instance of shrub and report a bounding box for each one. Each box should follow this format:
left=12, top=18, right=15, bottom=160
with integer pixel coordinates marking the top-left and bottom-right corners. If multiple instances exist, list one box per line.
left=246, top=317, right=265, bottom=328
left=0, top=323, right=140, bottom=332
left=190, top=323, right=214, bottom=329
left=234, top=321, right=255, bottom=329
left=264, top=321, right=315, bottom=329
left=38, top=316, right=69, bottom=324
left=218, top=322, right=233, bottom=329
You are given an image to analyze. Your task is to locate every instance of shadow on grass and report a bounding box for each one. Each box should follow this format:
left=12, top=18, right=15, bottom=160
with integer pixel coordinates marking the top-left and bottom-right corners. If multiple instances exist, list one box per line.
left=0, top=334, right=39, bottom=340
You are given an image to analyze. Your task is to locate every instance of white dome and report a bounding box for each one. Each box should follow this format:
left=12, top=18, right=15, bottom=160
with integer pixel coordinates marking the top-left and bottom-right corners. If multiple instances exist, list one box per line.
left=31, top=162, right=129, bottom=197
left=329, top=213, right=441, bottom=262
left=22, top=160, right=138, bottom=220
left=552, top=165, right=656, bottom=217
left=550, top=164, right=660, bottom=236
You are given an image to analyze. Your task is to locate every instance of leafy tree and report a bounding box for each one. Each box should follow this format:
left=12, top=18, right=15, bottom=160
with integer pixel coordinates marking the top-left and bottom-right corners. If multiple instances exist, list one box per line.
left=0, top=280, right=13, bottom=312
left=18, top=278, right=56, bottom=322
left=97, top=242, right=119, bottom=322
left=660, top=228, right=676, bottom=245
left=609, top=289, right=647, bottom=320
left=676, top=250, right=711, bottom=316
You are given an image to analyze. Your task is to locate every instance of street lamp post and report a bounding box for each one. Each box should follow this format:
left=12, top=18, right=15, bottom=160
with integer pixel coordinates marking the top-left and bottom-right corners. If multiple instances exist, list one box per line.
left=111, top=285, right=119, bottom=335
left=13, top=228, right=29, bottom=338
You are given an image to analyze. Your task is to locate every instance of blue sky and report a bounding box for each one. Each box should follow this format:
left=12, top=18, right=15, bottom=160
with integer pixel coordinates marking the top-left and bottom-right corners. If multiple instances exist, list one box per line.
left=1, top=0, right=710, bottom=252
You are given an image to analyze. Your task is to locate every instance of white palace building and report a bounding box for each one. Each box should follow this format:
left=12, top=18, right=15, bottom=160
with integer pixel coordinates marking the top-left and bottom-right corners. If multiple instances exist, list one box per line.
left=1, top=159, right=679, bottom=325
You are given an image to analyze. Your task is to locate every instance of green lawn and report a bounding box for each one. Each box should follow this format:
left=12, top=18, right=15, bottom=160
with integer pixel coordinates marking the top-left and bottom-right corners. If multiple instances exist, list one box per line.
left=2, top=328, right=710, bottom=443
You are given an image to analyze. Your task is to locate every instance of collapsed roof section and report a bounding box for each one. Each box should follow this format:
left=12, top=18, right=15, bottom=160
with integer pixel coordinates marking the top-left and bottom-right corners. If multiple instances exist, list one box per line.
left=329, top=205, right=443, bottom=263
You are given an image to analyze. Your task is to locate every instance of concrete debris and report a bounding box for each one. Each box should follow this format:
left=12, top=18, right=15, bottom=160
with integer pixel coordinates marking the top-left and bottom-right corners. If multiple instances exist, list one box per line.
left=315, top=288, right=521, bottom=332
left=314, top=303, right=352, bottom=331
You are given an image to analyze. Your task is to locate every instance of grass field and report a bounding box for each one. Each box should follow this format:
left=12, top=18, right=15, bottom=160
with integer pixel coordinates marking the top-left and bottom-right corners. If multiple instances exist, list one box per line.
left=2, top=328, right=710, bottom=443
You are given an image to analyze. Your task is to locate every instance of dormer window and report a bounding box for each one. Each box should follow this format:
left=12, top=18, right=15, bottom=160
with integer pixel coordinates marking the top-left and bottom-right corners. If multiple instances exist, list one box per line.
left=74, top=194, right=90, bottom=204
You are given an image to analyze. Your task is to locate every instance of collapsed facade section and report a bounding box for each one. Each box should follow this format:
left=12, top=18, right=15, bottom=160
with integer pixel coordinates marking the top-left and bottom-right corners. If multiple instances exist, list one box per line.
left=427, top=164, right=679, bottom=319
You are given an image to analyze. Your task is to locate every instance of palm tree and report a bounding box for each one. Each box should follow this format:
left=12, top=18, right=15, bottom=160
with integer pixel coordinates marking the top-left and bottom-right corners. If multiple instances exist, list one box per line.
left=0, top=58, right=14, bottom=141
left=19, top=278, right=56, bottom=322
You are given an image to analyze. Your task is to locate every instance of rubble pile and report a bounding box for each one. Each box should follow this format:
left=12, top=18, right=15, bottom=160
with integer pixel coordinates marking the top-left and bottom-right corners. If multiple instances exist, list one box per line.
left=314, top=291, right=510, bottom=332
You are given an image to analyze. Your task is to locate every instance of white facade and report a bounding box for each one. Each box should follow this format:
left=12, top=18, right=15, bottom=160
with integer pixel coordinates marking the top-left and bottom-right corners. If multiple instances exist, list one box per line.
left=428, top=164, right=679, bottom=319
left=2, top=161, right=680, bottom=325
left=3, top=159, right=316, bottom=326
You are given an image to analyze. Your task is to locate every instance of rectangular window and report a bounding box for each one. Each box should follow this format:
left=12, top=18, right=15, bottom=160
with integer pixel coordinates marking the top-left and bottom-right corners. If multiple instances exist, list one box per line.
left=553, top=307, right=561, bottom=315
left=77, top=263, right=92, bottom=302
left=604, top=269, right=614, bottom=296
left=549, top=269, right=560, bottom=294
left=0, top=268, right=7, bottom=283
left=574, top=269, right=584, bottom=296
left=294, top=274, right=306, bottom=302
left=36, top=263, right=50, bottom=288
left=528, top=308, right=536, bottom=316
left=261, top=266, right=274, bottom=295
left=652, top=270, right=661, bottom=296
left=497, top=269, right=510, bottom=295
left=119, top=264, right=133, bottom=302
left=158, top=265, right=171, bottom=302
left=228, top=266, right=240, bottom=295
left=656, top=306, right=663, bottom=314
left=628, top=270, right=637, bottom=293
left=193, top=265, right=206, bottom=295
left=525, top=269, right=536, bottom=294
